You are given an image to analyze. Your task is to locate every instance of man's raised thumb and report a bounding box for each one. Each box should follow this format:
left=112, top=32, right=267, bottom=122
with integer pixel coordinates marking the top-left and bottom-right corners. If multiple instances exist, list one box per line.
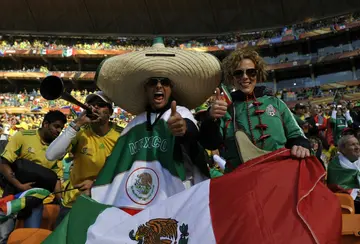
left=171, top=100, right=177, bottom=116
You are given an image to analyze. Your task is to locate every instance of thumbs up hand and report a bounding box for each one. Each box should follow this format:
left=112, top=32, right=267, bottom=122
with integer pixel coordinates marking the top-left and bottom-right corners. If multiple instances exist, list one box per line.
left=167, top=101, right=187, bottom=137
left=209, top=88, right=228, bottom=119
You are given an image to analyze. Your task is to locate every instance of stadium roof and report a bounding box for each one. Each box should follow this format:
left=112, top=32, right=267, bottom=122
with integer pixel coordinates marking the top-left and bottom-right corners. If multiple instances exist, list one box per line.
left=1, top=0, right=360, bottom=36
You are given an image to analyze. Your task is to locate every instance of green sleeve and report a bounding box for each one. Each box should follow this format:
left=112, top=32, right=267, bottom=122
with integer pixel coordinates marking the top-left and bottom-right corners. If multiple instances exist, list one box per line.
left=278, top=99, right=305, bottom=139
left=219, top=111, right=232, bottom=137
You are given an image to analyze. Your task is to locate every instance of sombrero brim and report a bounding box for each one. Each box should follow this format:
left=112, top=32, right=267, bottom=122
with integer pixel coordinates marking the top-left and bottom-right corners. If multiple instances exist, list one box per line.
left=95, top=47, right=222, bottom=115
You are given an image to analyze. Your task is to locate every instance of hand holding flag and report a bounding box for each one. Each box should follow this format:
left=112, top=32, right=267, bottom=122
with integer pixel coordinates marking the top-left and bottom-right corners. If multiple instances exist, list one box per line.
left=18, top=182, right=35, bottom=191
left=75, top=179, right=94, bottom=196
left=290, top=145, right=310, bottom=159
left=209, top=88, right=228, bottom=119
left=167, top=101, right=187, bottom=137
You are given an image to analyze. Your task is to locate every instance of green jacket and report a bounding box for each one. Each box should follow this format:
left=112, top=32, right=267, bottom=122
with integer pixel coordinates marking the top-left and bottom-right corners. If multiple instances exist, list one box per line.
left=200, top=87, right=309, bottom=173
left=330, top=110, right=353, bottom=145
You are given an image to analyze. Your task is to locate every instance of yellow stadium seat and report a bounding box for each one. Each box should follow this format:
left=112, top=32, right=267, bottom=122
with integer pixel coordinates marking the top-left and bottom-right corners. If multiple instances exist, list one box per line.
left=41, top=204, right=60, bottom=230
left=336, top=193, right=356, bottom=214
left=15, top=204, right=60, bottom=231
left=8, top=228, right=52, bottom=244
left=336, top=193, right=360, bottom=243
left=342, top=214, right=360, bottom=243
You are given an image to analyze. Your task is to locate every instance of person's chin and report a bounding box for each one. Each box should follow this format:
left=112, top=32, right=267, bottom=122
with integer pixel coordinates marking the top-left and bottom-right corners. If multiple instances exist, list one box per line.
left=154, top=103, right=166, bottom=110
left=152, top=100, right=168, bottom=110
left=240, top=87, right=254, bottom=95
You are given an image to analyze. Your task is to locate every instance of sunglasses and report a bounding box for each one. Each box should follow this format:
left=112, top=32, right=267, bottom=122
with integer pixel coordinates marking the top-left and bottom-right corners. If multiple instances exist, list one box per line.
left=233, top=69, right=257, bottom=79
left=146, top=77, right=172, bottom=87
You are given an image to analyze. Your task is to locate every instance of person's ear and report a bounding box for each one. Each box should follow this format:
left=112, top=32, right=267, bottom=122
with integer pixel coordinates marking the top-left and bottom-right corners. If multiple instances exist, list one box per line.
left=42, top=121, right=49, bottom=128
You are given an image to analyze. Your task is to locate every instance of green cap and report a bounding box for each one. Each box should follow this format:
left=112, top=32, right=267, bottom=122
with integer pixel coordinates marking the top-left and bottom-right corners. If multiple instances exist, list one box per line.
left=152, top=37, right=165, bottom=48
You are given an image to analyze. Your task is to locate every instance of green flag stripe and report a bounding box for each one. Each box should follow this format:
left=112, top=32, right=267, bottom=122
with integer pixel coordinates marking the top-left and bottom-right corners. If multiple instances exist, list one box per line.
left=43, top=195, right=111, bottom=244
left=94, top=119, right=185, bottom=187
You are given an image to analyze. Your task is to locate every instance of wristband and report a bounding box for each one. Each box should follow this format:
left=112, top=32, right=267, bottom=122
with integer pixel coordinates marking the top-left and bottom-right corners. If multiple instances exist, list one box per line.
left=69, top=121, right=80, bottom=132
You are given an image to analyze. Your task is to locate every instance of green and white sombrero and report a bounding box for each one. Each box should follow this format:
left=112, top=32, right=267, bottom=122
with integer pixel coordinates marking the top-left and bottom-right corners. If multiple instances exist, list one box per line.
left=95, top=37, right=222, bottom=115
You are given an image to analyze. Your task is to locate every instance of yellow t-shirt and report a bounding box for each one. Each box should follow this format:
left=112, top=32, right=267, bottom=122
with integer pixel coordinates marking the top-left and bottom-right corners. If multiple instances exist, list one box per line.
left=1, top=129, right=63, bottom=178
left=62, top=124, right=122, bottom=207
left=1, top=129, right=63, bottom=203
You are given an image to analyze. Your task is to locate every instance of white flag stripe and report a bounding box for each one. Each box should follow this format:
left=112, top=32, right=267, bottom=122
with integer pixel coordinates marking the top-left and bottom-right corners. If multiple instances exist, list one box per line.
left=86, top=180, right=216, bottom=244
left=92, top=161, right=186, bottom=209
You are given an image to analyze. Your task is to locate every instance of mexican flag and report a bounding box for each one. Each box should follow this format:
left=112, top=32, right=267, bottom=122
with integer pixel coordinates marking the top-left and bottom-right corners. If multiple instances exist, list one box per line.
left=220, top=83, right=232, bottom=105
left=327, top=154, right=360, bottom=199
left=40, top=49, right=48, bottom=55
left=62, top=48, right=73, bottom=57
left=44, top=148, right=341, bottom=244
left=91, top=106, right=205, bottom=212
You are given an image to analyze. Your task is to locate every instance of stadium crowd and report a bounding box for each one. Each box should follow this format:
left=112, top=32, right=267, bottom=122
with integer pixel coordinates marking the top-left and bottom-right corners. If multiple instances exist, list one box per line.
left=0, top=89, right=132, bottom=135
left=0, top=11, right=359, bottom=51
left=0, top=84, right=356, bottom=113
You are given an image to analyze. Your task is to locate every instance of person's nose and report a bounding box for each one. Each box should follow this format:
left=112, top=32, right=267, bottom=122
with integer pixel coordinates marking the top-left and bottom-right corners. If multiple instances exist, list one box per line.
left=242, top=71, right=249, bottom=80
left=156, top=81, right=162, bottom=88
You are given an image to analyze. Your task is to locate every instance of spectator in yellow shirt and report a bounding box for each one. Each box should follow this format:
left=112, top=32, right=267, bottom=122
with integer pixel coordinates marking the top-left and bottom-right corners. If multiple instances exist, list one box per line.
left=46, top=92, right=122, bottom=226
left=14, top=122, right=29, bottom=131
left=0, top=110, right=66, bottom=242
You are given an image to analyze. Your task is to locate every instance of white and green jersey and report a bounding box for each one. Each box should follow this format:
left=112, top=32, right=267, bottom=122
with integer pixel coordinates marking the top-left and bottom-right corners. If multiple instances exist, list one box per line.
left=91, top=106, right=206, bottom=210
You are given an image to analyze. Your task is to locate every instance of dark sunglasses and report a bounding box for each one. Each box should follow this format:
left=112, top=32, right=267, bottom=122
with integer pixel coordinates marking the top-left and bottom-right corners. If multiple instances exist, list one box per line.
left=146, top=77, right=172, bottom=87
left=233, top=68, right=257, bottom=79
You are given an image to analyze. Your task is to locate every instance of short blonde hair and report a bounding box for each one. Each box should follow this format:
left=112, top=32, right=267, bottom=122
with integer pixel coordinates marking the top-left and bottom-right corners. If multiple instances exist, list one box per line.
left=222, top=48, right=267, bottom=86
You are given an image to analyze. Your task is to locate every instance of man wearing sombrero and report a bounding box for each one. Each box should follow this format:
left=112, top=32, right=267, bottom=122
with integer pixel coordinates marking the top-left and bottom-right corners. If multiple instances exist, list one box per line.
left=90, top=37, right=221, bottom=215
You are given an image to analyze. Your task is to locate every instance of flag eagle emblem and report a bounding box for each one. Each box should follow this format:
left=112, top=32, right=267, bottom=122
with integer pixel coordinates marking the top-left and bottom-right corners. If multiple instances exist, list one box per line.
left=129, top=218, right=189, bottom=244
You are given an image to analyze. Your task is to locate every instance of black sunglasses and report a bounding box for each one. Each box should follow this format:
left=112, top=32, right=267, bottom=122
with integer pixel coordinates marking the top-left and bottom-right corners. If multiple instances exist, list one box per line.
left=146, top=77, right=172, bottom=87
left=233, top=69, right=258, bottom=79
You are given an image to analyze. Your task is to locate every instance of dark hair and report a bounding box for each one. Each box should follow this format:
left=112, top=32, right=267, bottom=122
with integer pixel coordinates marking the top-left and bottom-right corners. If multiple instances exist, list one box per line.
left=42, top=110, right=67, bottom=127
